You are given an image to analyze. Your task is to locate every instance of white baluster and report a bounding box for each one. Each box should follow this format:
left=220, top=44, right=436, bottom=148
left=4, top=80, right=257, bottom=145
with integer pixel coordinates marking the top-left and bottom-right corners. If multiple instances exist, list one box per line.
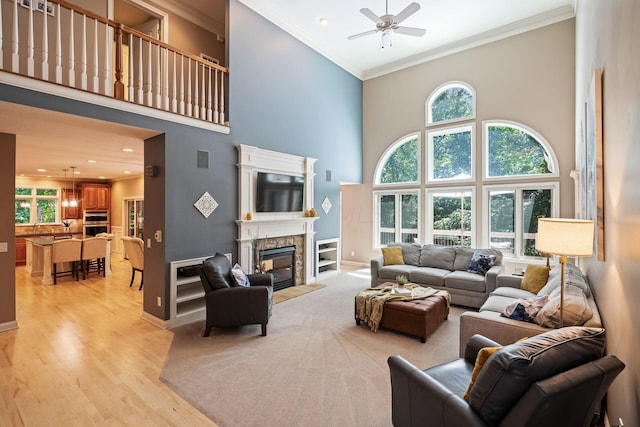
left=55, top=4, right=61, bottom=84
left=186, top=59, right=192, bottom=117
left=146, top=40, right=152, bottom=106
left=81, top=14, right=87, bottom=90
left=41, top=0, right=48, bottom=80
left=171, top=51, right=177, bottom=113
left=11, top=0, right=18, bottom=72
left=207, top=66, right=212, bottom=122
left=213, top=69, right=219, bottom=124
left=179, top=54, right=185, bottom=115
left=128, top=33, right=134, bottom=101
left=194, top=62, right=199, bottom=119
left=200, top=63, right=206, bottom=119
left=163, top=48, right=169, bottom=110
left=27, top=0, right=34, bottom=76
left=219, top=71, right=225, bottom=124
left=68, top=11, right=75, bottom=87
left=154, top=43, right=161, bottom=108
left=104, top=23, right=111, bottom=96
left=92, top=19, right=99, bottom=92
left=137, top=37, right=143, bottom=103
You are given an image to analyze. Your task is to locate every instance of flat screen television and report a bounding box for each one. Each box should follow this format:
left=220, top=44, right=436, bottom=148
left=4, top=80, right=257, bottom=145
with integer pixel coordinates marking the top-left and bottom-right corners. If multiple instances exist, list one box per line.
left=256, top=172, right=304, bottom=212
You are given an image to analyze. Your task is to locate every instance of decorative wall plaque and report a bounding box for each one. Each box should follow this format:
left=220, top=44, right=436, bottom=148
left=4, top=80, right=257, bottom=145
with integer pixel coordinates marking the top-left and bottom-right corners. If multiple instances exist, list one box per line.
left=194, top=191, right=218, bottom=218
left=321, top=196, right=332, bottom=214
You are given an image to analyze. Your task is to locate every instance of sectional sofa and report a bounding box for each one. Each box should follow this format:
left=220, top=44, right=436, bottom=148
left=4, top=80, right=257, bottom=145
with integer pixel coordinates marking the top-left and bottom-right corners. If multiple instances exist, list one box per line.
left=458, top=263, right=602, bottom=356
left=370, top=243, right=503, bottom=308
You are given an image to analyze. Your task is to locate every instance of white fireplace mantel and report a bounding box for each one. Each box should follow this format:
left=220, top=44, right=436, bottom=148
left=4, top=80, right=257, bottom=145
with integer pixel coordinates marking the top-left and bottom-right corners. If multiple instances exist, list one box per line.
left=236, top=145, right=318, bottom=284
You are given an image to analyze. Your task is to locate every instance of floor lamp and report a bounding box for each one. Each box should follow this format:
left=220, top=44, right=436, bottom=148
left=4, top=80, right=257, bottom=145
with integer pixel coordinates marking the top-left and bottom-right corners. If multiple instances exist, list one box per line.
left=535, top=218, right=594, bottom=328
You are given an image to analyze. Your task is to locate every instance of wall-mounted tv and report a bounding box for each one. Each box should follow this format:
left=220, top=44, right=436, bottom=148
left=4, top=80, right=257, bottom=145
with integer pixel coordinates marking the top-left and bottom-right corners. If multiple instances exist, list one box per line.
left=256, top=172, right=304, bottom=212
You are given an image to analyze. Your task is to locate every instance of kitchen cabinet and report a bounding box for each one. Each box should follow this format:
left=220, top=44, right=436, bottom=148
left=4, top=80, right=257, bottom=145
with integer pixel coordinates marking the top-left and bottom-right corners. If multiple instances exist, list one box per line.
left=16, top=238, right=26, bottom=266
left=62, top=189, right=81, bottom=219
left=82, top=184, right=111, bottom=210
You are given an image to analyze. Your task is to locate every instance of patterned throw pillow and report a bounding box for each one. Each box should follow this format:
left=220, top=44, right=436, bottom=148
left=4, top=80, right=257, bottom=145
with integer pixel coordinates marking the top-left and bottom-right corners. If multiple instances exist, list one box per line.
left=230, top=263, right=250, bottom=287
left=468, top=251, right=497, bottom=275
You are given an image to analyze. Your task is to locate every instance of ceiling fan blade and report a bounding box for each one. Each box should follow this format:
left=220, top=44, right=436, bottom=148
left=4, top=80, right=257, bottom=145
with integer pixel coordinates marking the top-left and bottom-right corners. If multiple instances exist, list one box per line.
left=347, top=29, right=378, bottom=40
left=359, top=7, right=383, bottom=25
left=395, top=26, right=426, bottom=37
left=394, top=2, right=421, bottom=24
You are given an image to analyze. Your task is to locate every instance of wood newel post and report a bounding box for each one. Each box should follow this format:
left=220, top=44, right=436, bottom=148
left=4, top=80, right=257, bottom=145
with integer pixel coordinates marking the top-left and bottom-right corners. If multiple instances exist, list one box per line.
left=114, top=23, right=125, bottom=100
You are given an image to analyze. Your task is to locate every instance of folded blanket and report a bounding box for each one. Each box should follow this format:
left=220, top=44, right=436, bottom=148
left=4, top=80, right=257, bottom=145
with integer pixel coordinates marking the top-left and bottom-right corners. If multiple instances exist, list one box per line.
left=355, top=284, right=450, bottom=332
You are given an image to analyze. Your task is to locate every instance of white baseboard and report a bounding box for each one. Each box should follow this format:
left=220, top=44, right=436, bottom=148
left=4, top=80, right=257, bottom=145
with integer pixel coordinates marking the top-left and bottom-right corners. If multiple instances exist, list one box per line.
left=0, top=320, right=19, bottom=332
left=340, top=260, right=369, bottom=267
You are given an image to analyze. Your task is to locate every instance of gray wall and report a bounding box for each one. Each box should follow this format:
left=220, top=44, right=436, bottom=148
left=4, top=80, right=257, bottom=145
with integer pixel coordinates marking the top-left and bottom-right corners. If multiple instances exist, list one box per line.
left=342, top=20, right=576, bottom=264
left=575, top=0, right=640, bottom=423
left=227, top=0, right=363, bottom=240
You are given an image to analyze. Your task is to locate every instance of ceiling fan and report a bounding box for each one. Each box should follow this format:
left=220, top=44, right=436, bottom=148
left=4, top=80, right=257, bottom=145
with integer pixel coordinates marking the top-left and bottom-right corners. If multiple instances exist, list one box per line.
left=347, top=1, right=426, bottom=49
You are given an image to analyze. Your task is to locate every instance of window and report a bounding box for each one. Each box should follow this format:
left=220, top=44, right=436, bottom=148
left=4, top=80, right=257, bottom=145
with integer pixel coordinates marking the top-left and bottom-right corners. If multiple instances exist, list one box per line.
left=15, top=187, right=60, bottom=224
left=426, top=82, right=475, bottom=125
left=426, top=188, right=475, bottom=247
left=375, top=134, right=420, bottom=185
left=373, top=191, right=419, bottom=247
left=427, top=125, right=474, bottom=183
left=484, top=184, right=559, bottom=257
left=484, top=121, right=557, bottom=179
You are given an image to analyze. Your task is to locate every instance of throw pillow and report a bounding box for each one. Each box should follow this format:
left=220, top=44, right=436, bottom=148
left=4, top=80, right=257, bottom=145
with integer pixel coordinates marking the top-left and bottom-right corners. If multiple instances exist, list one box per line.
left=230, top=263, right=250, bottom=287
left=467, top=251, right=497, bottom=275
left=463, top=346, right=502, bottom=401
left=534, top=284, right=593, bottom=328
left=520, top=264, right=550, bottom=293
left=381, top=246, right=404, bottom=266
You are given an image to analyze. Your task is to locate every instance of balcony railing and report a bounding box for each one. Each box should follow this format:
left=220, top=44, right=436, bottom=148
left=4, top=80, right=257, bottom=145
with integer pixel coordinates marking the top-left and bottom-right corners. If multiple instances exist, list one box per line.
left=0, top=0, right=228, bottom=127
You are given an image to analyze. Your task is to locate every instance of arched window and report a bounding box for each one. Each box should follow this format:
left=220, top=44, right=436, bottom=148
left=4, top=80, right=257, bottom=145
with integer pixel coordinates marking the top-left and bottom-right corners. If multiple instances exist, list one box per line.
left=426, top=82, right=475, bottom=125
left=483, top=121, right=558, bottom=179
left=374, top=133, right=420, bottom=185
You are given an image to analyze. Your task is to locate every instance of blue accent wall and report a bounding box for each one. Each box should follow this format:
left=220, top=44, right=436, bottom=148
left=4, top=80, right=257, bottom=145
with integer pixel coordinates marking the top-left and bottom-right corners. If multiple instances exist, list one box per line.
left=228, top=0, right=363, bottom=239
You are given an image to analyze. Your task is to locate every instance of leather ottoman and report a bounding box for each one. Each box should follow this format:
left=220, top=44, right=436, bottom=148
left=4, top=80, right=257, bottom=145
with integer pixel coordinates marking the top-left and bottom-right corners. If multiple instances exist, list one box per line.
left=357, top=294, right=449, bottom=343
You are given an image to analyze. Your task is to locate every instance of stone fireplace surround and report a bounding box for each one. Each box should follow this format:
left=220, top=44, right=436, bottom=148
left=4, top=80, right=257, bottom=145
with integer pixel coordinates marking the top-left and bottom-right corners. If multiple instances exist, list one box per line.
left=236, top=145, right=317, bottom=285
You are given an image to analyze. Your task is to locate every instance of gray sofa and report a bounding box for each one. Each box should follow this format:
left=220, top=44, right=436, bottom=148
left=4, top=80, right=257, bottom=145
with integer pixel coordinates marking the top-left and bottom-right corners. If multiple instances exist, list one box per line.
left=370, top=243, right=503, bottom=308
left=459, top=263, right=602, bottom=356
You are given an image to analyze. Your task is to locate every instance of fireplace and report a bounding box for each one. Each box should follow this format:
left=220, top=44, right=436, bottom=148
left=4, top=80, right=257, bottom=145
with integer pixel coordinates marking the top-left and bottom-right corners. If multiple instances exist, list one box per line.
left=259, top=246, right=295, bottom=291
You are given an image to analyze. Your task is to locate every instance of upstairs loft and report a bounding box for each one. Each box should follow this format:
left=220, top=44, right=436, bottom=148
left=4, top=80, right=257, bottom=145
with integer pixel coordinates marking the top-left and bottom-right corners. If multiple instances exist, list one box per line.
left=0, top=0, right=229, bottom=134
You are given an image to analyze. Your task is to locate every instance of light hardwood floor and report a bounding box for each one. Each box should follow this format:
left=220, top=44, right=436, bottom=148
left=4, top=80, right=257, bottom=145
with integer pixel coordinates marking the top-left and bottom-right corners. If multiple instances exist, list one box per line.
left=1, top=256, right=217, bottom=427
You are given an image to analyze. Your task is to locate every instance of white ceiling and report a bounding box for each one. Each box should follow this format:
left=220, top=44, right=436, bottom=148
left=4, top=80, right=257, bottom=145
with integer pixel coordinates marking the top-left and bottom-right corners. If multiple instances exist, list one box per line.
left=237, top=0, right=576, bottom=79
left=9, top=0, right=576, bottom=182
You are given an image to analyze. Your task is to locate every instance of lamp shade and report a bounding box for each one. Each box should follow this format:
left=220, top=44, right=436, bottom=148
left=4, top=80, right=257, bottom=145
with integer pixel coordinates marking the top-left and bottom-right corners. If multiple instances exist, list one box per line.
left=536, top=218, right=594, bottom=257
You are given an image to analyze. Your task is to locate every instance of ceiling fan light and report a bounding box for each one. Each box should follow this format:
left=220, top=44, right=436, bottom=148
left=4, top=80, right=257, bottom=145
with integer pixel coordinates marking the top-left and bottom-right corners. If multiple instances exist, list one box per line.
left=380, top=30, right=392, bottom=49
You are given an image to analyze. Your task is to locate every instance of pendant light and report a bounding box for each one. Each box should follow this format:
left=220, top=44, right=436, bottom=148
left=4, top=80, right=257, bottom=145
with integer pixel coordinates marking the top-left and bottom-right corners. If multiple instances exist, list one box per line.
left=69, top=166, right=78, bottom=207
left=62, top=168, right=70, bottom=207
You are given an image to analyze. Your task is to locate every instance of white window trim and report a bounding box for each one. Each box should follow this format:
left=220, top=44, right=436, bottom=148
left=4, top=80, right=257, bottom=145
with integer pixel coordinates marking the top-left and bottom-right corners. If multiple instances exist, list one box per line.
left=425, top=186, right=476, bottom=247
left=373, top=132, right=422, bottom=187
left=425, top=81, right=476, bottom=127
left=15, top=186, right=62, bottom=224
left=482, top=119, right=560, bottom=181
left=372, top=189, right=421, bottom=248
left=426, top=123, right=476, bottom=184
left=482, top=182, right=560, bottom=260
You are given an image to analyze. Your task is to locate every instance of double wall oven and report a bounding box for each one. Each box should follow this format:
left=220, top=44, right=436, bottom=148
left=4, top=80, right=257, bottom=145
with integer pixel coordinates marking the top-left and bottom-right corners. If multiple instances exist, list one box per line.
left=83, top=210, right=110, bottom=237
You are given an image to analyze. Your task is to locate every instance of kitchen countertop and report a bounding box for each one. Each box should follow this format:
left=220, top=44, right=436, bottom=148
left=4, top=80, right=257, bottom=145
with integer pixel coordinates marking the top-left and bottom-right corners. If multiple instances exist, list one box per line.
left=16, top=232, right=82, bottom=238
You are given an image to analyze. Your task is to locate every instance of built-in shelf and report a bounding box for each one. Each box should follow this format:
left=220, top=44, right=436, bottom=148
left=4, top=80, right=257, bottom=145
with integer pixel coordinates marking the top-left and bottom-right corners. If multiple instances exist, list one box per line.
left=315, top=238, right=340, bottom=280
left=170, top=255, right=213, bottom=328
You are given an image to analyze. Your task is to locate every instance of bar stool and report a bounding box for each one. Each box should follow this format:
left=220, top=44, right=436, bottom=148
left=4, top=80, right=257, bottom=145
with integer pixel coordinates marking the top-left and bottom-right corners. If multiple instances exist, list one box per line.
left=51, top=239, right=82, bottom=284
left=81, top=237, right=108, bottom=279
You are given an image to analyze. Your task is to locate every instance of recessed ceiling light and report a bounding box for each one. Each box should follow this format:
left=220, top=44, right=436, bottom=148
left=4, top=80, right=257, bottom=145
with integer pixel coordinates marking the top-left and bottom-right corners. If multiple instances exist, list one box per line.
left=319, top=17, right=328, bottom=26
left=122, top=148, right=134, bottom=152
left=99, top=176, right=106, bottom=179
left=124, top=171, right=131, bottom=174
left=37, top=168, right=46, bottom=172
left=87, top=159, right=97, bottom=163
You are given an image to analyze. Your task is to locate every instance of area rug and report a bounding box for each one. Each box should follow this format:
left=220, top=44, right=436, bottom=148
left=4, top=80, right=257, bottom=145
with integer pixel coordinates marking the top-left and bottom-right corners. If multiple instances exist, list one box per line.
left=161, top=269, right=465, bottom=427
left=273, top=283, right=326, bottom=304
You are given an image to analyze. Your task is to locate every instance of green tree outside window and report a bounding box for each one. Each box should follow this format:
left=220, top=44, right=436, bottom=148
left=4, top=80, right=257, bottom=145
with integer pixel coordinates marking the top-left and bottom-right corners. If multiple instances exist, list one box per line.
left=379, top=138, right=419, bottom=184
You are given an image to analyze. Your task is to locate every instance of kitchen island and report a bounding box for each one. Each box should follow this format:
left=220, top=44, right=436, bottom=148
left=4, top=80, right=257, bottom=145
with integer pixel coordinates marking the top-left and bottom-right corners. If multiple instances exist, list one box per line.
left=26, top=236, right=113, bottom=285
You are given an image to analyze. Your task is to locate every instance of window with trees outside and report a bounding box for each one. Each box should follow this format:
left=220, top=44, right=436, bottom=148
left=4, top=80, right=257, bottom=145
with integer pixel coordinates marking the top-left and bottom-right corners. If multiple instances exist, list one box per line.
left=373, top=81, right=560, bottom=260
left=15, top=187, right=59, bottom=225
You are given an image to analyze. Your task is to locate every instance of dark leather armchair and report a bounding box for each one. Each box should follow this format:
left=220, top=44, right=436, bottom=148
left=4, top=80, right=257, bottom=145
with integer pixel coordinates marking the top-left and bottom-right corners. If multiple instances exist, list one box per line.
left=197, top=253, right=274, bottom=337
left=388, top=327, right=624, bottom=427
